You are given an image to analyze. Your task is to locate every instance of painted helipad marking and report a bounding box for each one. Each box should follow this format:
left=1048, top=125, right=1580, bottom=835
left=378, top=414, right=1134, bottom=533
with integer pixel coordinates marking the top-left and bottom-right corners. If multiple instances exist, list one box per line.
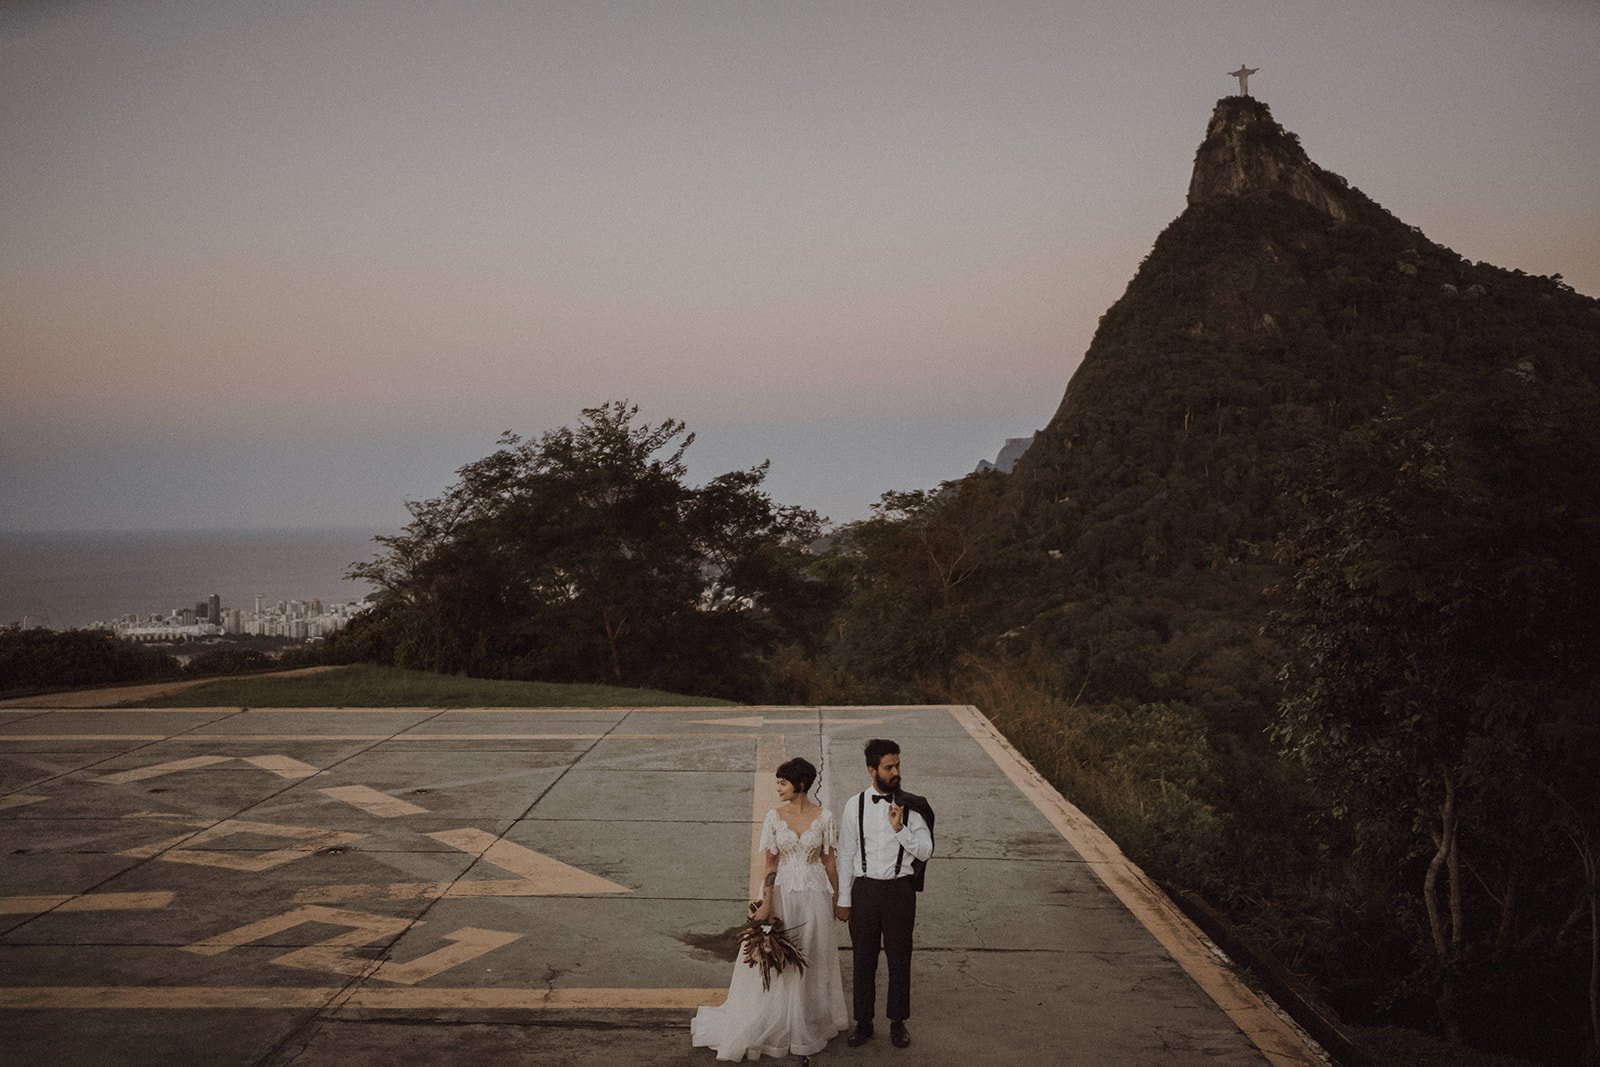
left=185, top=905, right=521, bottom=984
left=319, top=785, right=430, bottom=818
left=291, top=827, right=632, bottom=903
left=122, top=811, right=212, bottom=826
left=238, top=754, right=319, bottom=779
left=391, top=733, right=609, bottom=741
left=0, top=735, right=167, bottom=742
left=0, top=732, right=710, bottom=743
left=0, top=794, right=47, bottom=812
left=0, top=986, right=728, bottom=1010
left=748, top=733, right=787, bottom=901
left=366, top=927, right=524, bottom=985
left=951, top=705, right=1323, bottom=1066
left=124, top=819, right=366, bottom=872
left=0, top=891, right=175, bottom=914
left=94, top=756, right=233, bottom=783
left=692, top=715, right=885, bottom=728
left=8, top=705, right=955, bottom=718
left=186, top=904, right=409, bottom=967
left=2, top=709, right=233, bottom=714
left=93, top=754, right=318, bottom=785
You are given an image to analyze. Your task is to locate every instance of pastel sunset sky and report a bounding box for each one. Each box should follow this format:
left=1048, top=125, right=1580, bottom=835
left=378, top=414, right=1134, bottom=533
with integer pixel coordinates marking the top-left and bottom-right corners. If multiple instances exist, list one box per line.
left=4, top=0, right=1596, bottom=531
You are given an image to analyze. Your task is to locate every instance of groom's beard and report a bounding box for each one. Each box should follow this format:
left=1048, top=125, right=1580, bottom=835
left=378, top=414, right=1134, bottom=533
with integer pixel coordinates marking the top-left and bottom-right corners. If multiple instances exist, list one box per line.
left=874, top=772, right=901, bottom=794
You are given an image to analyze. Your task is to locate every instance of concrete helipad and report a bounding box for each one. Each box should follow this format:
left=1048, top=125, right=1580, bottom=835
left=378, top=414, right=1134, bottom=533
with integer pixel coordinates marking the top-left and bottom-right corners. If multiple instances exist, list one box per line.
left=0, top=705, right=1321, bottom=1065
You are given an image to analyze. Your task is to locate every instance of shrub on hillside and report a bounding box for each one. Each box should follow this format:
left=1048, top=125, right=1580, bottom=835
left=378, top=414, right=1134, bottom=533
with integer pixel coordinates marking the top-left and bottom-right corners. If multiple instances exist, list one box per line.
left=0, top=628, right=179, bottom=697
left=182, top=647, right=276, bottom=678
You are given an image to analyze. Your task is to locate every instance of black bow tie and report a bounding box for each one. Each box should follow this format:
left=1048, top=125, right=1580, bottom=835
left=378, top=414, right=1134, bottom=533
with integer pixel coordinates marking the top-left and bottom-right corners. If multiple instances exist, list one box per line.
left=871, top=793, right=893, bottom=803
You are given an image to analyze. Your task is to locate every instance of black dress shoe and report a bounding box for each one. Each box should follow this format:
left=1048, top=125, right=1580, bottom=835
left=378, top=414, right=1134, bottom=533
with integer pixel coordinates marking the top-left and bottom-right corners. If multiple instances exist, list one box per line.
left=847, top=1022, right=874, bottom=1046
left=890, top=1020, right=911, bottom=1048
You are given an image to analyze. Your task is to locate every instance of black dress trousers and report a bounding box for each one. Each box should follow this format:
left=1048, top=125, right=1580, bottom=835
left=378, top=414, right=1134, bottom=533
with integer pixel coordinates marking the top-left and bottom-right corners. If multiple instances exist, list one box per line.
left=848, top=875, right=917, bottom=1022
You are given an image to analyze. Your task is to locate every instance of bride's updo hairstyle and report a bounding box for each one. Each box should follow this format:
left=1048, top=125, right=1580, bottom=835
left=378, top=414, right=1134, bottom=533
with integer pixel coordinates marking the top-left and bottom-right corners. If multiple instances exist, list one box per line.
left=775, top=757, right=817, bottom=797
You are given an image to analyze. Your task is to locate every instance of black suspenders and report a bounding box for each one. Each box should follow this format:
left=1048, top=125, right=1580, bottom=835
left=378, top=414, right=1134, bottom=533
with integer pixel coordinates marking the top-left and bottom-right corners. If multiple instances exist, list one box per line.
left=858, top=792, right=867, bottom=874
left=894, top=812, right=906, bottom=877
left=858, top=790, right=908, bottom=878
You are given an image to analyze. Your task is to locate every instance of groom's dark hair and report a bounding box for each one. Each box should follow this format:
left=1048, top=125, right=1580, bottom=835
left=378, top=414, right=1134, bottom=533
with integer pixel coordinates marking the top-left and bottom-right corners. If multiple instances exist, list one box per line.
left=864, top=738, right=900, bottom=769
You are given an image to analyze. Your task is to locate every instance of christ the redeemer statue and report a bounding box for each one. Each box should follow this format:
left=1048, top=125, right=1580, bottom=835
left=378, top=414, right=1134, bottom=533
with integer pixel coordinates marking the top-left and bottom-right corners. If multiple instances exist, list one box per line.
left=1229, top=65, right=1259, bottom=96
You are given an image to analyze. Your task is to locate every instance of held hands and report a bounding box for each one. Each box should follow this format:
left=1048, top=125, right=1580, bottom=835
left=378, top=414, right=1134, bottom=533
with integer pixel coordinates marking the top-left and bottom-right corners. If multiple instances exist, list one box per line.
left=833, top=905, right=850, bottom=922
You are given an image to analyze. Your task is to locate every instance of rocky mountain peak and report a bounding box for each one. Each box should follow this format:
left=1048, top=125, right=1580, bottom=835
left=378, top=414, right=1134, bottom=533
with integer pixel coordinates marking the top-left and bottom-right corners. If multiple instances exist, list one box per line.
left=1187, top=96, right=1350, bottom=219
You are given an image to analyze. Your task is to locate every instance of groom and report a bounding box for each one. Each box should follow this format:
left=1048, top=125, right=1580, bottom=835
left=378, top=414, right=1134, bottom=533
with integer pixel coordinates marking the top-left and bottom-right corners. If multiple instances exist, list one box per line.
left=835, top=738, right=935, bottom=1049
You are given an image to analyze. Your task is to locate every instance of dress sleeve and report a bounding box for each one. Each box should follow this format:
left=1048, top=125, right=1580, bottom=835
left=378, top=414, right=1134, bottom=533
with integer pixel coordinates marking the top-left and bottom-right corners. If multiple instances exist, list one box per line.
left=822, top=808, right=837, bottom=855
left=758, top=809, right=778, bottom=855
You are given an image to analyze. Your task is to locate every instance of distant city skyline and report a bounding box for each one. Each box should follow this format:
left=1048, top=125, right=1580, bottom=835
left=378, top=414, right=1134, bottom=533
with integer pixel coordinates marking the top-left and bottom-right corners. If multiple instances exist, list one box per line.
left=0, top=528, right=379, bottom=630
left=4, top=0, right=1597, bottom=531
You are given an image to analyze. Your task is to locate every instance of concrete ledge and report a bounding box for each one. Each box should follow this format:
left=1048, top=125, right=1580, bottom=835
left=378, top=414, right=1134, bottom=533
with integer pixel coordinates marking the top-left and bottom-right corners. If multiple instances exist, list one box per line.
left=950, top=704, right=1328, bottom=1067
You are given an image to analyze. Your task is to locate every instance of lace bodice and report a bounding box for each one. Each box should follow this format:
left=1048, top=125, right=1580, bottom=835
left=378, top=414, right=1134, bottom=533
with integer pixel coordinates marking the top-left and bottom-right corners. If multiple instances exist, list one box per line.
left=759, top=807, right=836, bottom=895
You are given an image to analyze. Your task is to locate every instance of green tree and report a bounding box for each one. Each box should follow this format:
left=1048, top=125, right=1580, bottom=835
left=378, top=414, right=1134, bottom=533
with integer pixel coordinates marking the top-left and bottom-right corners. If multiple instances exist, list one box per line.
left=825, top=474, right=1017, bottom=698
left=345, top=402, right=832, bottom=698
left=1273, top=411, right=1600, bottom=1046
left=0, top=628, right=179, bottom=697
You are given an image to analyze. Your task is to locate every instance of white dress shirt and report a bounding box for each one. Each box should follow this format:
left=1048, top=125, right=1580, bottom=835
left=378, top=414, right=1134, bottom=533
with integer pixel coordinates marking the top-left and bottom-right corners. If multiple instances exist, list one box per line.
left=836, top=787, right=933, bottom=907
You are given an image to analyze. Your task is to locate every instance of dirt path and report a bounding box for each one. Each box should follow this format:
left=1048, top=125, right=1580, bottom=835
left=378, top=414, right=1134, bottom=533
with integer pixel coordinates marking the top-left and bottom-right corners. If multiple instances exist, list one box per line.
left=0, top=665, right=346, bottom=708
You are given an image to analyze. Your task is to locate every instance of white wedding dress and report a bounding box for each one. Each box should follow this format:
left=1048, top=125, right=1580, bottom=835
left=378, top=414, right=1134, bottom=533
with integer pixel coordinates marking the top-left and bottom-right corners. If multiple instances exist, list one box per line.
left=692, top=807, right=848, bottom=1061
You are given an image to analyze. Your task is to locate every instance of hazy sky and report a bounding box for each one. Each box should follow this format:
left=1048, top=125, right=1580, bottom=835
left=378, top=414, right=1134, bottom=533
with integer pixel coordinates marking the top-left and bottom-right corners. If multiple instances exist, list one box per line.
left=4, top=0, right=1597, bottom=532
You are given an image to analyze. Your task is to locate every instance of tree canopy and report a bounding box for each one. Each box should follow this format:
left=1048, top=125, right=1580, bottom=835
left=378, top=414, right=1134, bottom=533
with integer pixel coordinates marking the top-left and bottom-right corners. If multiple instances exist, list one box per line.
left=340, top=402, right=836, bottom=699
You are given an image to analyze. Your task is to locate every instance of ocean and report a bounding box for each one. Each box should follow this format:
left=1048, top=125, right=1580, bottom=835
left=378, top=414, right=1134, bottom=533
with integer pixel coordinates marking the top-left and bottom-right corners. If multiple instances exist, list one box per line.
left=0, top=529, right=382, bottom=630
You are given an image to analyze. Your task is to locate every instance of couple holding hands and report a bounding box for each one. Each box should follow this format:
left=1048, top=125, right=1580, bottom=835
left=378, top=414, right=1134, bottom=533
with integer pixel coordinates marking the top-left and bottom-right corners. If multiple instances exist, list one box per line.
left=692, top=738, right=935, bottom=1062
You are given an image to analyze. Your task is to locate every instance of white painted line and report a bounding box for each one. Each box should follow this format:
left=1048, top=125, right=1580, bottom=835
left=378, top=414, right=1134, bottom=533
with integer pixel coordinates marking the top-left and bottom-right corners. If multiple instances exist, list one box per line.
left=0, top=735, right=166, bottom=742
left=367, top=927, right=524, bottom=985
left=0, top=891, right=175, bottom=914
left=694, top=716, right=770, bottom=727
left=291, top=828, right=632, bottom=903
left=10, top=705, right=953, bottom=715
left=950, top=705, right=1323, bottom=1066
left=94, top=756, right=233, bottom=784
left=0, top=986, right=728, bottom=1010
left=435, top=828, right=632, bottom=892
left=188, top=908, right=528, bottom=984
left=122, top=812, right=212, bottom=826
left=391, top=733, right=609, bottom=741
left=94, top=754, right=320, bottom=784
left=128, top=819, right=366, bottom=873
left=0, top=709, right=231, bottom=714
left=0, top=732, right=718, bottom=743
left=692, top=715, right=885, bottom=728
left=319, top=785, right=430, bottom=818
left=186, top=904, right=410, bottom=977
left=238, top=754, right=320, bottom=779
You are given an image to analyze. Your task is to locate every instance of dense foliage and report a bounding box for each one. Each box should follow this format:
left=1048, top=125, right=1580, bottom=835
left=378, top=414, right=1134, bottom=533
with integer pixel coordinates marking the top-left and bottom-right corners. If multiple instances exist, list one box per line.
left=1273, top=404, right=1600, bottom=1051
left=180, top=646, right=279, bottom=677
left=0, top=628, right=179, bottom=696
left=798, top=103, right=1600, bottom=1062
left=338, top=402, right=838, bottom=700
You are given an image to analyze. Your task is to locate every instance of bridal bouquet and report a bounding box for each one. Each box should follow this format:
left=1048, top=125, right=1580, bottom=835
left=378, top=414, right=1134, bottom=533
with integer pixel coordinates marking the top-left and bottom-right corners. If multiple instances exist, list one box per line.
left=737, top=901, right=808, bottom=991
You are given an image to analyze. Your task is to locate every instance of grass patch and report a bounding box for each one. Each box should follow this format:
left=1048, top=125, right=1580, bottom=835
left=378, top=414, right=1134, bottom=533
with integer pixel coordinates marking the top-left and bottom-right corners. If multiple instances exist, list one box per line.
left=115, top=664, right=739, bottom=708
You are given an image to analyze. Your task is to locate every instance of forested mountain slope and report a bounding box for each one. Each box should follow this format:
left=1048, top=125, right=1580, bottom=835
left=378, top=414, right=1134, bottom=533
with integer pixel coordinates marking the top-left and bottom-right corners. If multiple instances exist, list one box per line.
left=824, top=97, right=1600, bottom=1061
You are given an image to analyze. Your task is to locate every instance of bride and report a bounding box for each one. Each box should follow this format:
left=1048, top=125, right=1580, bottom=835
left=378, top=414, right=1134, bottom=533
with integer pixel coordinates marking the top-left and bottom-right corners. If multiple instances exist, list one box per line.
left=692, top=757, right=848, bottom=1061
